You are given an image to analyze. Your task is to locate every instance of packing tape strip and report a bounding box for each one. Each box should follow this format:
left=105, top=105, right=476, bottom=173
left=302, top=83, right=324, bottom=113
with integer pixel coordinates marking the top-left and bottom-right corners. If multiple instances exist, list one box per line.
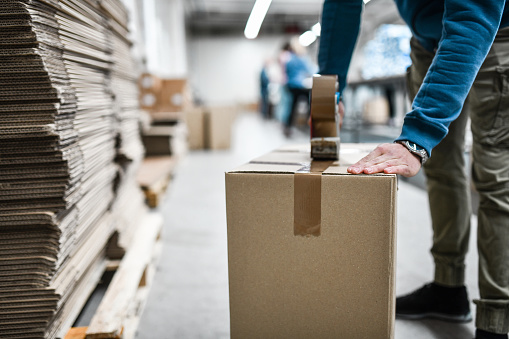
left=294, top=160, right=334, bottom=237
left=248, top=158, right=334, bottom=237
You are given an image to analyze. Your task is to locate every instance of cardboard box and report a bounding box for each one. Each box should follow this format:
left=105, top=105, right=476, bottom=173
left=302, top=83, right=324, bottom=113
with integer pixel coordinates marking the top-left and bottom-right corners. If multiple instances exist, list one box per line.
left=363, top=96, right=390, bottom=125
left=186, top=107, right=205, bottom=150
left=225, top=144, right=397, bottom=338
left=158, top=78, right=188, bottom=112
left=139, top=73, right=162, bottom=92
left=204, top=106, right=237, bottom=150
left=138, top=75, right=193, bottom=114
left=139, top=91, right=159, bottom=111
left=139, top=73, right=162, bottom=112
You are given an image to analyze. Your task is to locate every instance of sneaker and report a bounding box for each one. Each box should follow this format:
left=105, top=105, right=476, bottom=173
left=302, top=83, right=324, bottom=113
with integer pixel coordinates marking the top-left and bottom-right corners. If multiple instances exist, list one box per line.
left=396, top=282, right=472, bottom=322
left=475, top=329, right=509, bottom=339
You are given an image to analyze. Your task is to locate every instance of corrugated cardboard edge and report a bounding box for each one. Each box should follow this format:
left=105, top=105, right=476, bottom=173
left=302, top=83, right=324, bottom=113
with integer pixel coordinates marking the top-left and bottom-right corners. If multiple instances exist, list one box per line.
left=388, top=174, right=397, bottom=339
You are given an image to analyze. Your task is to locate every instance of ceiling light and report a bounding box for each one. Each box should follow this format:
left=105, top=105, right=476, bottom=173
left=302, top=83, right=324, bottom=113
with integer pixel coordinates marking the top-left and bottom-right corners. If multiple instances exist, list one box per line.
left=363, top=0, right=371, bottom=3
left=311, top=23, right=321, bottom=36
left=299, top=31, right=317, bottom=47
left=244, top=0, right=272, bottom=39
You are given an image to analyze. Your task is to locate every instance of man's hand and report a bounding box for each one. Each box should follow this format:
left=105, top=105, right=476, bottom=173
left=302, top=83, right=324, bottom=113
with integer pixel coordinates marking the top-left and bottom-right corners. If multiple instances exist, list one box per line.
left=347, top=143, right=422, bottom=177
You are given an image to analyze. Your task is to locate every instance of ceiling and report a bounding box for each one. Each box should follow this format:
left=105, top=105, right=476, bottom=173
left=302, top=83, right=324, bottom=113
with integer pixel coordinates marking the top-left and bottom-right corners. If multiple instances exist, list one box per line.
left=185, top=0, right=324, bottom=35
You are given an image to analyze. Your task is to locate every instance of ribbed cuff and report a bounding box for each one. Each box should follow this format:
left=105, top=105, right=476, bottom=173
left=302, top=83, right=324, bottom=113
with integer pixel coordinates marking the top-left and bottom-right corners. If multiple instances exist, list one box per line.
left=434, top=262, right=465, bottom=287
left=475, top=300, right=509, bottom=334
left=396, top=115, right=449, bottom=157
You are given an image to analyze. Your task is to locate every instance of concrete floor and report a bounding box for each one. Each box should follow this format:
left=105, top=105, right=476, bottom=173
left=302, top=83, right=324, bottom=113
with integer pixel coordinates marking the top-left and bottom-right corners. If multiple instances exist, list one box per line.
left=136, top=112, right=479, bottom=339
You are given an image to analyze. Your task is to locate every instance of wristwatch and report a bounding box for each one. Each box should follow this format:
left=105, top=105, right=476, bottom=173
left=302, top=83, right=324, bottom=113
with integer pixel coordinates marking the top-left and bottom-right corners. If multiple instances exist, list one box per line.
left=396, top=140, right=429, bottom=165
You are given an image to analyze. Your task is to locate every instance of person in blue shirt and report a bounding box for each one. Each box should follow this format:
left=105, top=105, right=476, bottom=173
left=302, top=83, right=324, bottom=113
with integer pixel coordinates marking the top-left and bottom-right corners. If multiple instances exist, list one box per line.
left=284, top=38, right=316, bottom=136
left=318, top=1, right=509, bottom=338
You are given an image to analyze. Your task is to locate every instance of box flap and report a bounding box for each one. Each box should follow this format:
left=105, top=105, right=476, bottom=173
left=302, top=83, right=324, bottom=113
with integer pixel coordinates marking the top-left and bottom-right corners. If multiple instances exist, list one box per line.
left=229, top=143, right=391, bottom=176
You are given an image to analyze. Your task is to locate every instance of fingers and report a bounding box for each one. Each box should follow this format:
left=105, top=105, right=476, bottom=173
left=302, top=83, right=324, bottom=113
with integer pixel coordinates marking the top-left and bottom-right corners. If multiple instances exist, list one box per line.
left=347, top=147, right=384, bottom=174
left=384, top=165, right=411, bottom=176
left=347, top=143, right=422, bottom=177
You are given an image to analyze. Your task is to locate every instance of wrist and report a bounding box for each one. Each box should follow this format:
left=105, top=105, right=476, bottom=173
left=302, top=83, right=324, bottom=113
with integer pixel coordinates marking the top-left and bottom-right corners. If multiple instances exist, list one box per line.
left=395, top=140, right=429, bottom=165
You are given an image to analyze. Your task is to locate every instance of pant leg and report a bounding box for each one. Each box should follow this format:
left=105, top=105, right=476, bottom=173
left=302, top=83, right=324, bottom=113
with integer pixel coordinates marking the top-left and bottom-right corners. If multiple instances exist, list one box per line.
left=285, top=87, right=300, bottom=128
left=286, top=87, right=310, bottom=128
left=407, top=37, right=471, bottom=287
left=470, top=27, right=509, bottom=334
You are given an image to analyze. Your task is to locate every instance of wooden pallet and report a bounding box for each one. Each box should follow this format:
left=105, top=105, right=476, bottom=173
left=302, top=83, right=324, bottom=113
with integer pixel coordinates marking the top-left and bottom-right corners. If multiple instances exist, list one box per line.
left=136, top=156, right=177, bottom=208
left=65, top=213, right=163, bottom=339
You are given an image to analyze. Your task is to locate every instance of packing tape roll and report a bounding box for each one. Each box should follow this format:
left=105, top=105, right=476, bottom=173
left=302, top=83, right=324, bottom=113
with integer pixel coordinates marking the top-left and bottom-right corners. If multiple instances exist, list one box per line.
left=310, top=74, right=337, bottom=128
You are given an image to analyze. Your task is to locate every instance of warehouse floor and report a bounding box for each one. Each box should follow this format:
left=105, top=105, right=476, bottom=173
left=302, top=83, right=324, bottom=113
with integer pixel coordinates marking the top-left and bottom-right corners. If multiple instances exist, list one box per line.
left=135, top=112, right=479, bottom=339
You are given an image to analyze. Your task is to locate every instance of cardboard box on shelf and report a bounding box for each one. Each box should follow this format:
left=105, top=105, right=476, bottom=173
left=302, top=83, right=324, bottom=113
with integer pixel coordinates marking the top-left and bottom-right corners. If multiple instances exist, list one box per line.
left=158, top=79, right=189, bottom=113
left=139, top=73, right=162, bottom=112
left=225, top=143, right=397, bottom=339
left=139, top=73, right=162, bottom=93
left=139, top=91, right=159, bottom=112
left=138, top=75, right=193, bottom=114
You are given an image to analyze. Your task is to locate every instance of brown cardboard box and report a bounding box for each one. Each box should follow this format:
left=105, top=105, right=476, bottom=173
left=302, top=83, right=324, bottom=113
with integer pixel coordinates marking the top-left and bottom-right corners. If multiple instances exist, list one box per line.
left=139, top=73, right=162, bottom=92
left=186, top=107, right=206, bottom=150
left=138, top=75, right=193, bottom=114
left=139, top=73, right=162, bottom=112
left=363, top=96, right=390, bottom=125
left=204, top=106, right=237, bottom=150
left=225, top=144, right=397, bottom=339
left=158, top=79, right=188, bottom=112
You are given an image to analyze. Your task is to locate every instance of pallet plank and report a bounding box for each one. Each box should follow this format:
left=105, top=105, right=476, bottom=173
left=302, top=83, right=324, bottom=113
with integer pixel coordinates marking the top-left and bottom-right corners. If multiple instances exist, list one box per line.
left=65, top=327, right=87, bottom=339
left=85, top=213, right=163, bottom=338
left=136, top=156, right=176, bottom=190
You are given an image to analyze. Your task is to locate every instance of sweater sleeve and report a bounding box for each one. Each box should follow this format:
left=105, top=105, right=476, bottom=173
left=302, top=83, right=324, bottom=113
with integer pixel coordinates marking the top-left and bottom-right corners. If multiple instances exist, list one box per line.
left=318, top=0, right=363, bottom=94
left=396, top=0, right=505, bottom=156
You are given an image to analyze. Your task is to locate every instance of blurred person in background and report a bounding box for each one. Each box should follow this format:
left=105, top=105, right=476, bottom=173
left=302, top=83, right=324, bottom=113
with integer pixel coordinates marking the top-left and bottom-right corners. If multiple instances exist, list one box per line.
left=275, top=42, right=293, bottom=125
left=284, top=37, right=316, bottom=137
left=318, top=1, right=509, bottom=338
left=259, top=59, right=271, bottom=119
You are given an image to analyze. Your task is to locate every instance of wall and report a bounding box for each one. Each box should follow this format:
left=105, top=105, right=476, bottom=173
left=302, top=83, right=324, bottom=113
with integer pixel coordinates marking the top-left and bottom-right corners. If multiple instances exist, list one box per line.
left=121, top=0, right=188, bottom=77
left=187, top=34, right=317, bottom=107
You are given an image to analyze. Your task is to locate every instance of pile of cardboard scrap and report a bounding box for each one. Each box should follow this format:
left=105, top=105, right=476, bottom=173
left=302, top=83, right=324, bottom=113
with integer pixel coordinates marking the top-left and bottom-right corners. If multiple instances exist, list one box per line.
left=0, top=1, right=147, bottom=338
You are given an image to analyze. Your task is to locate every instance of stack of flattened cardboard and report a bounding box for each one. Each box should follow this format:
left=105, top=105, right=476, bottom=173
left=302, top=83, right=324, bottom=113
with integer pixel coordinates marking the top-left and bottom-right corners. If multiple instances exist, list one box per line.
left=100, top=0, right=147, bottom=258
left=0, top=1, right=84, bottom=337
left=0, top=1, right=146, bottom=337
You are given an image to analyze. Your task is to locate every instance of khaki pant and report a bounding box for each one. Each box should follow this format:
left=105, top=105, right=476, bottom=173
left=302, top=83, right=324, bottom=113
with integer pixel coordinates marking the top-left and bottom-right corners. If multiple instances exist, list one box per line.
left=406, top=28, right=509, bottom=334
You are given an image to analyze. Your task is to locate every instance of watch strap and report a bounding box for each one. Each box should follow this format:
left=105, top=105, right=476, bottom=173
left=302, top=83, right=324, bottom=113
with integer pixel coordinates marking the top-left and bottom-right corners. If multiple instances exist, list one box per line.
left=396, top=140, right=429, bottom=165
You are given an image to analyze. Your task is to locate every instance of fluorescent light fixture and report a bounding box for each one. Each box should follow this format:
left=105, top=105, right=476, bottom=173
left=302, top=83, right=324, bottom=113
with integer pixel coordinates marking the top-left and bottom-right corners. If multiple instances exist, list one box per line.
left=311, top=22, right=321, bottom=36
left=363, top=0, right=371, bottom=3
left=244, top=0, right=272, bottom=39
left=299, top=31, right=317, bottom=47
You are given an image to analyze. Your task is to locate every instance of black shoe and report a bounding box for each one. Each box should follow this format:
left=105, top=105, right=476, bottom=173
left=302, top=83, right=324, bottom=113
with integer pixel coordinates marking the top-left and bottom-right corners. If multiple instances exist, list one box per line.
left=475, top=329, right=509, bottom=339
left=396, top=282, right=472, bottom=322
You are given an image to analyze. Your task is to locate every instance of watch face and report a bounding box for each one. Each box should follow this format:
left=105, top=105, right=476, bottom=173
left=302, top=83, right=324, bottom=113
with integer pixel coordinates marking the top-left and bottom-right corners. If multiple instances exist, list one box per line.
left=408, top=142, right=418, bottom=151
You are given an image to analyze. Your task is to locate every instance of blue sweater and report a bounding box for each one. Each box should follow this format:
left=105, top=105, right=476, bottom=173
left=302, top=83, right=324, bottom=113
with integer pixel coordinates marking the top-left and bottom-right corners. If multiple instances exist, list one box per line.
left=318, top=0, right=509, bottom=156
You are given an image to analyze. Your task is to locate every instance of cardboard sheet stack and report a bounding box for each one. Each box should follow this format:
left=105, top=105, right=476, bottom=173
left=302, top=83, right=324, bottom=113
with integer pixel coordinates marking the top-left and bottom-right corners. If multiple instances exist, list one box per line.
left=0, top=1, right=146, bottom=338
left=101, top=0, right=146, bottom=257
